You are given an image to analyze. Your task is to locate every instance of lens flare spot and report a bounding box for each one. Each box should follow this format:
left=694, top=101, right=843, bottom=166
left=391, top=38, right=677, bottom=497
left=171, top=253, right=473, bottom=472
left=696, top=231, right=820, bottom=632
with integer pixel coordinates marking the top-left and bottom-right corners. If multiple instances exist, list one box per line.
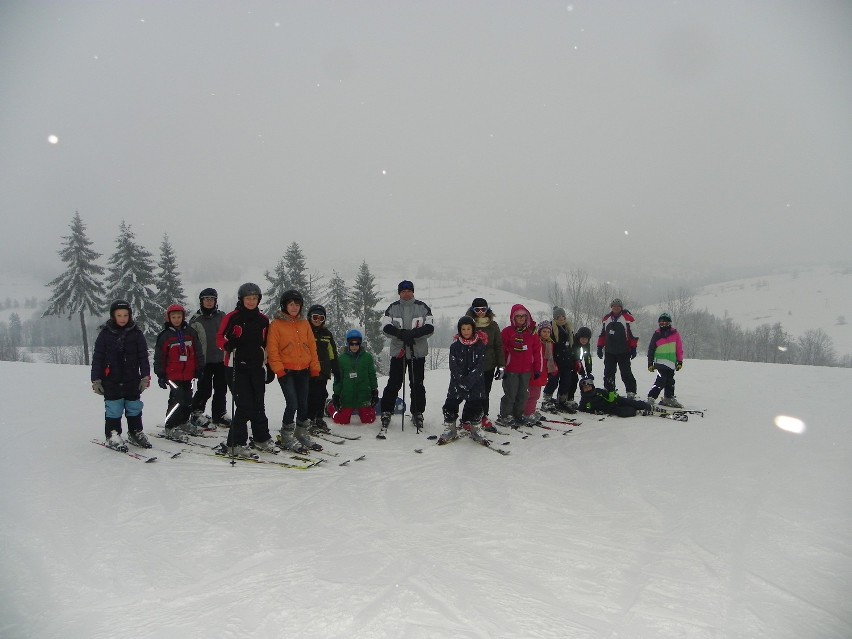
left=47, top=135, right=59, bottom=144
left=774, top=415, right=805, bottom=434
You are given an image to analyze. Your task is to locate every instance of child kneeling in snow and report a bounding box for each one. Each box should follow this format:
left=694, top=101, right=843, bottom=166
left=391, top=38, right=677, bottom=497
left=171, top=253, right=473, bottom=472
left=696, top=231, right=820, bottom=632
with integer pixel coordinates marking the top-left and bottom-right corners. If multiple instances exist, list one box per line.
left=440, top=317, right=489, bottom=444
left=577, top=377, right=652, bottom=417
left=329, top=330, right=378, bottom=425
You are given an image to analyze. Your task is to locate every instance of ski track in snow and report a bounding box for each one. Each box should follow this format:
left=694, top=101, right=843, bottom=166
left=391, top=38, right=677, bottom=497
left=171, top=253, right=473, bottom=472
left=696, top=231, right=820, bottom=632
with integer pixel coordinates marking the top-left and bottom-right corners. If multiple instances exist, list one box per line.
left=1, top=360, right=851, bottom=638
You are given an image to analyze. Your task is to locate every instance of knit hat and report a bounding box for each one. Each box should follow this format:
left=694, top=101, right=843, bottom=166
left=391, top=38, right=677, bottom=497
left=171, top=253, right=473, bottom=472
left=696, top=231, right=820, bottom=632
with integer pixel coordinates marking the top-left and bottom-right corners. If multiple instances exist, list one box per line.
left=658, top=312, right=672, bottom=323
left=457, top=316, right=476, bottom=334
left=538, top=320, right=552, bottom=334
left=398, top=280, right=414, bottom=293
left=575, top=326, right=592, bottom=341
left=280, top=289, right=304, bottom=310
left=472, top=297, right=488, bottom=309
left=553, top=306, right=566, bottom=319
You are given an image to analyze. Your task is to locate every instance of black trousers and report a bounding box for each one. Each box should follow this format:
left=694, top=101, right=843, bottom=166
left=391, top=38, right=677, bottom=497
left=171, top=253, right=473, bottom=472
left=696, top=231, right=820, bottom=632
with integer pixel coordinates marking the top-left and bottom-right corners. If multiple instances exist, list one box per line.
left=381, top=356, right=426, bottom=414
left=226, top=366, right=270, bottom=446
left=603, top=352, right=636, bottom=394
left=192, top=362, right=229, bottom=418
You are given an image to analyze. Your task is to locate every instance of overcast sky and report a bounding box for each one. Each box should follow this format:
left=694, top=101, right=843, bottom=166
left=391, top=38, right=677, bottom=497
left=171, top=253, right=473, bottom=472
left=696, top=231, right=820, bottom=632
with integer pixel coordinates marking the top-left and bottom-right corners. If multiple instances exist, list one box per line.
left=1, top=1, right=850, bottom=286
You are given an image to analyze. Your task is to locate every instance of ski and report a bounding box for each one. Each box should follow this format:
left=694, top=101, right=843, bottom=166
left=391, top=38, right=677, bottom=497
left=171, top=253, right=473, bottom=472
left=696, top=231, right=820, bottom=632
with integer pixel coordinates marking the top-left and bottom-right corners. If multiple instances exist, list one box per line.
left=535, top=422, right=573, bottom=434
left=213, top=449, right=320, bottom=469
left=651, top=411, right=689, bottom=422
left=91, top=439, right=157, bottom=463
left=310, top=432, right=345, bottom=446
left=339, top=455, right=367, bottom=466
left=326, top=429, right=362, bottom=440
left=541, top=417, right=582, bottom=426
left=653, top=405, right=705, bottom=417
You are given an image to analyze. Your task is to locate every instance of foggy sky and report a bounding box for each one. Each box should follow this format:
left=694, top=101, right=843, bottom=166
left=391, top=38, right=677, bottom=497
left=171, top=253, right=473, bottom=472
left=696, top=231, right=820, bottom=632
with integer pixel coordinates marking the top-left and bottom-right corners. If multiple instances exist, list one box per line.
left=1, top=1, right=850, bottom=286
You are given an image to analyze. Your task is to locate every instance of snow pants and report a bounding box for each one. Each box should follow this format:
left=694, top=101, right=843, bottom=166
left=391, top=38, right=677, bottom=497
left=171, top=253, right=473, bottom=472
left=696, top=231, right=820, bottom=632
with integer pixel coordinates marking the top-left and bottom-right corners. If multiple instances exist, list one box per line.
left=332, top=407, right=376, bottom=425
left=227, top=366, right=270, bottom=446
left=307, top=375, right=330, bottom=422
left=603, top=352, right=637, bottom=394
left=192, top=362, right=228, bottom=419
left=499, top=372, right=531, bottom=419
left=381, top=356, right=426, bottom=415
left=103, top=398, right=143, bottom=437
left=648, top=366, right=676, bottom=399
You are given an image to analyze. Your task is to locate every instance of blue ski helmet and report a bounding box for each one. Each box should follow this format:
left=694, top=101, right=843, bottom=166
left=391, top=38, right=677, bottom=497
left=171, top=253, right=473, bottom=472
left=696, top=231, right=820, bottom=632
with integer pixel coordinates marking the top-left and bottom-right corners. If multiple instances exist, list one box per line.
left=345, top=329, right=363, bottom=343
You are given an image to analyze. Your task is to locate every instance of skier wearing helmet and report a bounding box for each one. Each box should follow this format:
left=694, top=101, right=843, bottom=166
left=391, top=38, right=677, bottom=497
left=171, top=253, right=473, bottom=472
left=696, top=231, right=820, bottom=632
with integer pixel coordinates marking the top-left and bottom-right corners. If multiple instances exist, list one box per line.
left=153, top=303, right=204, bottom=440
left=329, top=329, right=379, bottom=425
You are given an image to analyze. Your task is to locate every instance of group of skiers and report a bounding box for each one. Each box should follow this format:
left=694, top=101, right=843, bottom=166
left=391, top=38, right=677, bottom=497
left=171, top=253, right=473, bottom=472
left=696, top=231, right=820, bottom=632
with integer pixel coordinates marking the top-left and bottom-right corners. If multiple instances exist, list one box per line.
left=90, top=281, right=686, bottom=457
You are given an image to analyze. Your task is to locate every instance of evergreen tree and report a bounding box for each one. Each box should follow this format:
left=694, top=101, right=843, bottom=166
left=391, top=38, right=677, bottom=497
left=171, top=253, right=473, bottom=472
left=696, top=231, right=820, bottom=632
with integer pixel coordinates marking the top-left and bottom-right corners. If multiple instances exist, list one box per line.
left=104, top=221, right=161, bottom=344
left=155, top=234, right=186, bottom=309
left=349, top=261, right=386, bottom=373
left=263, top=257, right=290, bottom=315
left=42, top=211, right=106, bottom=365
left=325, top=270, right=352, bottom=346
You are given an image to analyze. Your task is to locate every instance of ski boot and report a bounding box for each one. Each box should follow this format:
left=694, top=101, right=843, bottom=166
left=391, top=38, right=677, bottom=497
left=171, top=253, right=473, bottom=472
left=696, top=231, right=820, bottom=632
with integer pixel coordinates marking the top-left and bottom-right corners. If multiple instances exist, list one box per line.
left=310, top=416, right=331, bottom=434
left=218, top=443, right=258, bottom=460
left=163, top=426, right=190, bottom=443
left=625, top=391, right=636, bottom=400
left=467, top=421, right=488, bottom=445
left=411, top=412, right=424, bottom=434
left=127, top=430, right=152, bottom=449
left=495, top=414, right=514, bottom=429
left=659, top=396, right=683, bottom=409
left=438, top=419, right=458, bottom=444
left=295, top=420, right=322, bottom=451
left=106, top=432, right=128, bottom=452
left=213, top=413, right=231, bottom=427
left=278, top=423, right=307, bottom=453
left=377, top=411, right=391, bottom=439
left=250, top=437, right=277, bottom=454
left=190, top=411, right=212, bottom=430
left=646, top=396, right=656, bottom=407
left=480, top=415, right=496, bottom=433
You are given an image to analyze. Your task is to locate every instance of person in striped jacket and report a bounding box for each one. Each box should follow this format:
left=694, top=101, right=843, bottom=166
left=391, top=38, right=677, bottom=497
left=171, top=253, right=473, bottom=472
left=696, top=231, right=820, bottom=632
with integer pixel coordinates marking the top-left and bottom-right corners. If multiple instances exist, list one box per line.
left=646, top=313, right=684, bottom=408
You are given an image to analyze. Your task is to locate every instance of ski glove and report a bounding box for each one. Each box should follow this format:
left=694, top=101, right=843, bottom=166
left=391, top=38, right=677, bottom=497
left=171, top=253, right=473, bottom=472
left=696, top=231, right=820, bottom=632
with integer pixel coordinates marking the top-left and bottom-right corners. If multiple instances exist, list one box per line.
left=265, top=366, right=276, bottom=384
left=493, top=367, right=503, bottom=380
left=370, top=389, right=379, bottom=404
left=138, top=377, right=150, bottom=392
left=92, top=380, right=104, bottom=395
left=157, top=376, right=168, bottom=389
left=597, top=348, right=603, bottom=359
left=533, top=371, right=541, bottom=380
left=676, top=361, right=683, bottom=371
left=648, top=364, right=655, bottom=373
left=630, top=348, right=637, bottom=359
left=332, top=394, right=341, bottom=408
left=396, top=329, right=410, bottom=343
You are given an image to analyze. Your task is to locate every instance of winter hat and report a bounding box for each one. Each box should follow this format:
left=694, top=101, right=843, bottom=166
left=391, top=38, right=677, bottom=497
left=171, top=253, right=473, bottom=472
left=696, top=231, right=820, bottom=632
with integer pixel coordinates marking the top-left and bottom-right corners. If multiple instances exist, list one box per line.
left=345, top=329, right=363, bottom=343
left=553, top=306, right=567, bottom=319
left=308, top=304, right=327, bottom=319
left=199, top=287, right=218, bottom=300
left=610, top=298, right=623, bottom=308
left=165, top=303, right=186, bottom=321
left=237, top=282, right=262, bottom=301
left=538, top=320, right=552, bottom=334
left=280, top=289, right=304, bottom=310
left=658, top=312, right=672, bottom=323
left=471, top=297, right=488, bottom=309
left=398, top=280, right=414, bottom=293
left=109, top=299, right=132, bottom=319
left=575, top=326, right=592, bottom=341
left=457, top=316, right=476, bottom=334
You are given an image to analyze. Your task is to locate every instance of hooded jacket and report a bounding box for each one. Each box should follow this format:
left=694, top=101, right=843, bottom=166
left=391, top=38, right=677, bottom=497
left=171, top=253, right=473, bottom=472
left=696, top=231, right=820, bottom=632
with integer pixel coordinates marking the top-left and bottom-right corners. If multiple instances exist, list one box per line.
left=500, top=304, right=542, bottom=375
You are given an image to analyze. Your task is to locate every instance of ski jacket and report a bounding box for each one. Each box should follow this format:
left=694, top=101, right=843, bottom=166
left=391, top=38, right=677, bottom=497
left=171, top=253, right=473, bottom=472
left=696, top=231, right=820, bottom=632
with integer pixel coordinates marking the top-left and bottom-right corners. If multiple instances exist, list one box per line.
left=551, top=318, right=574, bottom=370
left=572, top=327, right=594, bottom=378
left=468, top=309, right=505, bottom=372
left=91, top=319, right=151, bottom=388
left=446, top=331, right=488, bottom=400
left=532, top=337, right=554, bottom=388
left=333, top=349, right=378, bottom=408
left=189, top=308, right=226, bottom=365
left=500, top=304, right=542, bottom=374
left=267, top=312, right=321, bottom=377
left=311, top=324, right=340, bottom=381
left=153, top=322, right=204, bottom=382
left=382, top=298, right=434, bottom=359
left=597, top=310, right=638, bottom=355
left=647, top=327, right=684, bottom=371
left=216, top=305, right=269, bottom=369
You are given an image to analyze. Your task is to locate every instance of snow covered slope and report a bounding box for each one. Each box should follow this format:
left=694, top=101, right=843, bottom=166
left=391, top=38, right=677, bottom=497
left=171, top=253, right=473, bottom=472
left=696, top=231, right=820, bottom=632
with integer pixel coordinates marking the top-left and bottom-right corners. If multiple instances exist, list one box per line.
left=1, top=359, right=850, bottom=638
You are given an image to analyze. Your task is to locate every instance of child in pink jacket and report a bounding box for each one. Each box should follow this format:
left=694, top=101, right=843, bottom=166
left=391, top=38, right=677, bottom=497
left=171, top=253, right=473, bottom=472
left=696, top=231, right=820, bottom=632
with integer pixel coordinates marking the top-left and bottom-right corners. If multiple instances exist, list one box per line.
left=496, top=304, right=542, bottom=427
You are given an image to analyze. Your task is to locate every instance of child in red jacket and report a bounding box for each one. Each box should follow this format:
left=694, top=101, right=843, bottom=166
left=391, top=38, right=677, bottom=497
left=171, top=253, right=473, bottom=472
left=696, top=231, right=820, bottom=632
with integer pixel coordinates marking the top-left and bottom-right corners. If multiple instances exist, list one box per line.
left=495, top=304, right=541, bottom=428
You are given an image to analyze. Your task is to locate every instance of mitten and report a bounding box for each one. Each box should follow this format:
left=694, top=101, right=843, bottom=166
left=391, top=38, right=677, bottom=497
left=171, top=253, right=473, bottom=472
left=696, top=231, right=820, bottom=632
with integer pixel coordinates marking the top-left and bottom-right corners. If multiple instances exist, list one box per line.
left=493, top=367, right=503, bottom=380
left=648, top=364, right=655, bottom=373
left=533, top=371, right=541, bottom=380
left=92, top=380, right=104, bottom=395
left=157, top=376, right=168, bottom=389
left=676, top=361, right=683, bottom=371
left=630, top=348, right=637, bottom=359
left=138, top=377, right=150, bottom=392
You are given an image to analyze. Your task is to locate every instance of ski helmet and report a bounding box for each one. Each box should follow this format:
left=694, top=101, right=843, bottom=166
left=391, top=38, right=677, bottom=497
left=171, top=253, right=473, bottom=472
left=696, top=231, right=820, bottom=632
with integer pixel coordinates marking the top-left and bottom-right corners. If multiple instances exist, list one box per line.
left=398, top=280, right=414, bottom=293
left=579, top=376, right=595, bottom=389
left=658, top=312, right=672, bottom=323
left=237, top=282, right=262, bottom=301
left=166, top=303, right=186, bottom=321
left=610, top=298, right=623, bottom=308
left=457, top=316, right=476, bottom=334
left=345, top=329, right=363, bottom=343
left=307, top=304, right=326, bottom=320
left=109, top=299, right=132, bottom=319
left=280, top=289, right=304, bottom=311
left=199, top=287, right=218, bottom=300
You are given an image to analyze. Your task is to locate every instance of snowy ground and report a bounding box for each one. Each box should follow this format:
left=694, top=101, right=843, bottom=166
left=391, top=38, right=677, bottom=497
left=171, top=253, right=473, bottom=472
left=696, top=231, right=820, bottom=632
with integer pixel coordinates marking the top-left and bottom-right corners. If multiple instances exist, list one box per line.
left=1, top=359, right=850, bottom=639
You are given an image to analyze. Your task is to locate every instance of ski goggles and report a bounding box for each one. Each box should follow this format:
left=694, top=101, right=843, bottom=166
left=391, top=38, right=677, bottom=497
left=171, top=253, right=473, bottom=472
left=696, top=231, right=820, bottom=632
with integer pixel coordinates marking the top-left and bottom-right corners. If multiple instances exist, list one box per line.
left=310, top=314, right=326, bottom=322
left=472, top=306, right=488, bottom=313
left=348, top=340, right=362, bottom=347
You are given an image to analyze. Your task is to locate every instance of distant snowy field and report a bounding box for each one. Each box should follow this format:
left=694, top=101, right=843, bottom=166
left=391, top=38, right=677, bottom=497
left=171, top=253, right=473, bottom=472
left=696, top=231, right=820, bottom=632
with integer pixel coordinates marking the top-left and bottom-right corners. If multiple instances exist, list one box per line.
left=692, top=265, right=852, bottom=356
left=1, top=359, right=850, bottom=638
